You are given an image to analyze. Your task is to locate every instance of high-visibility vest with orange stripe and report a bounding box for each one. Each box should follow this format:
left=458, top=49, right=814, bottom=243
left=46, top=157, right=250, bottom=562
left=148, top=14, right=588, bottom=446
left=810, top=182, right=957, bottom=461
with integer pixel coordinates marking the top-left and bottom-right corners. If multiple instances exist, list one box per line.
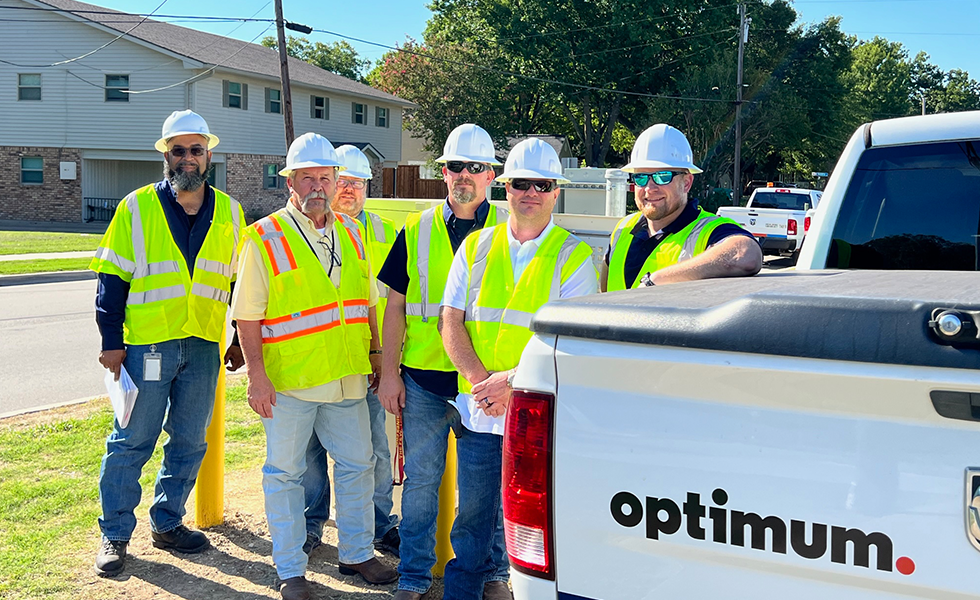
left=458, top=223, right=593, bottom=394
left=89, top=183, right=244, bottom=345
left=402, top=203, right=508, bottom=372
left=244, top=209, right=372, bottom=392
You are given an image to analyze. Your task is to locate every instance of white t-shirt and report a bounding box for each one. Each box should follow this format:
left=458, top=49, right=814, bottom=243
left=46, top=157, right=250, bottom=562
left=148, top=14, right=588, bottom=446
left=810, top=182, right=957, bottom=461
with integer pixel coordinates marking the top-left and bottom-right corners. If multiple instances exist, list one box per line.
left=441, top=218, right=598, bottom=435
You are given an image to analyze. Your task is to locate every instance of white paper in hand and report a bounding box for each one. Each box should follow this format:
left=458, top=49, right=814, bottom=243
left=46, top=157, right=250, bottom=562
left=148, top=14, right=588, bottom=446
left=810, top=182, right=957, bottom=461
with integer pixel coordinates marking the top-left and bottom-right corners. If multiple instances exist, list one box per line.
left=104, top=365, right=139, bottom=429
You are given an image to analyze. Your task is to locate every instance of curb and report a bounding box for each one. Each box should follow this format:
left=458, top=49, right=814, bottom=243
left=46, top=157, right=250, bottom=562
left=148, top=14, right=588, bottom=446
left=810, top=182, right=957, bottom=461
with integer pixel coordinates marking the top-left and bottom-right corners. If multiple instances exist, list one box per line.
left=0, top=395, right=101, bottom=421
left=0, top=270, right=96, bottom=287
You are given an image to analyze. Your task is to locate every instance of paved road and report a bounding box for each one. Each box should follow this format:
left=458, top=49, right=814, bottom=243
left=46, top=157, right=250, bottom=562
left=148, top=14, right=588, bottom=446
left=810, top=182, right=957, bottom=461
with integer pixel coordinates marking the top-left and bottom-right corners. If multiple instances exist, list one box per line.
left=0, top=279, right=104, bottom=416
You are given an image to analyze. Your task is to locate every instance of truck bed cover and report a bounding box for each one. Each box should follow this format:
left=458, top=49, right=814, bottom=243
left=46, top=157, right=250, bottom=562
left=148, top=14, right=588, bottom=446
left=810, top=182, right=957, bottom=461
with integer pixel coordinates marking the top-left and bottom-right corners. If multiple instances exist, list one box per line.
left=532, top=270, right=980, bottom=370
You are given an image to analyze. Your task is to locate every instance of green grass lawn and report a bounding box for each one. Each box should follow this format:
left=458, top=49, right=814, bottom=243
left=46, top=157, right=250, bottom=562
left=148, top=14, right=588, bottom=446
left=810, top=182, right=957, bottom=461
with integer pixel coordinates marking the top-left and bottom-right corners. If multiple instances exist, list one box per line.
left=0, top=258, right=93, bottom=275
left=0, top=379, right=261, bottom=599
left=0, top=231, right=101, bottom=255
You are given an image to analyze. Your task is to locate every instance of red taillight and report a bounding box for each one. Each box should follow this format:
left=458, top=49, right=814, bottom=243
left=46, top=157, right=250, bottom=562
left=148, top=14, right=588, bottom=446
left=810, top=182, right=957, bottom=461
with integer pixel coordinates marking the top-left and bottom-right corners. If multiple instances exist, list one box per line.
left=502, top=390, right=555, bottom=580
left=787, top=218, right=798, bottom=236
left=804, top=216, right=811, bottom=232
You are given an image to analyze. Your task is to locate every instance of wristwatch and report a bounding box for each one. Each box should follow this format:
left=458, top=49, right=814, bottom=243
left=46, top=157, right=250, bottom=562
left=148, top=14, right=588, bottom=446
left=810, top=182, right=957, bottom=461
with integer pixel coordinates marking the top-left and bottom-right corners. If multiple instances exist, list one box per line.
left=506, top=369, right=517, bottom=388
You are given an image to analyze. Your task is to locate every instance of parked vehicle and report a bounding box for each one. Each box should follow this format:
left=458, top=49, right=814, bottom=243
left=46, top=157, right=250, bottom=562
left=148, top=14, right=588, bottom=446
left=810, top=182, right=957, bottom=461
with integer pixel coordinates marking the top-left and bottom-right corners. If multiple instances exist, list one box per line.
left=717, top=187, right=822, bottom=255
left=505, top=110, right=980, bottom=600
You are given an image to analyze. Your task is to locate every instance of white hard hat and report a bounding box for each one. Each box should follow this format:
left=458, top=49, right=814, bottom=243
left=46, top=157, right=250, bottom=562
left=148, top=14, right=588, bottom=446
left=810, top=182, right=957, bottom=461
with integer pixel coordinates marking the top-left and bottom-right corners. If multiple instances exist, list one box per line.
left=155, top=110, right=219, bottom=152
left=279, top=132, right=345, bottom=177
left=335, top=145, right=372, bottom=180
left=622, top=124, right=702, bottom=174
left=435, top=123, right=502, bottom=165
left=496, top=138, right=569, bottom=184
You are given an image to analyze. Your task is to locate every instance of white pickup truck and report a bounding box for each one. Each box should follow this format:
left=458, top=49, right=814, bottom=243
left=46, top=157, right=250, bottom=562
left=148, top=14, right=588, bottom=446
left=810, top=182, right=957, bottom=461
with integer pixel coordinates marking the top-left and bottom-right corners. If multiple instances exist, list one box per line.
left=504, top=109, right=980, bottom=599
left=717, top=187, right=822, bottom=255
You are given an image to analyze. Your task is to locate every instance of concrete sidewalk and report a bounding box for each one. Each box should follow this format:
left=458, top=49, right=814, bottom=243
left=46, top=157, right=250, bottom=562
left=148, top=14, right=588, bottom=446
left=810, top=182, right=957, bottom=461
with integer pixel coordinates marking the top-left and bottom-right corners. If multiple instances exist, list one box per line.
left=0, top=250, right=95, bottom=262
left=0, top=219, right=107, bottom=234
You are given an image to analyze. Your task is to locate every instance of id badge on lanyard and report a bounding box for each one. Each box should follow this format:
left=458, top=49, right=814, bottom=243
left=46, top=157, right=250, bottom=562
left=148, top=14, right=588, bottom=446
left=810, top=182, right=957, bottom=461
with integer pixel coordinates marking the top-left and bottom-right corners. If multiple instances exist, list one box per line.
left=143, top=344, right=162, bottom=382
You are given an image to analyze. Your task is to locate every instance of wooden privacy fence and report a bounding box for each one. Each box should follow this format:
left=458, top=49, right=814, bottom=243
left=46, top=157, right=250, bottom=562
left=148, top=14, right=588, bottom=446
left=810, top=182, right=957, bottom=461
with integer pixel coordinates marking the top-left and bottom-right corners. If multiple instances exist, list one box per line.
left=390, top=165, right=446, bottom=199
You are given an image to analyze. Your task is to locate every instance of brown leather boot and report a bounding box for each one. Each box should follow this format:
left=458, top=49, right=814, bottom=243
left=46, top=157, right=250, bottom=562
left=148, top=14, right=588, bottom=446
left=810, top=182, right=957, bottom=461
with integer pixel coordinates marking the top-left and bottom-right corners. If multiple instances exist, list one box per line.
left=392, top=590, right=424, bottom=600
left=279, top=576, right=311, bottom=600
left=338, top=557, right=398, bottom=584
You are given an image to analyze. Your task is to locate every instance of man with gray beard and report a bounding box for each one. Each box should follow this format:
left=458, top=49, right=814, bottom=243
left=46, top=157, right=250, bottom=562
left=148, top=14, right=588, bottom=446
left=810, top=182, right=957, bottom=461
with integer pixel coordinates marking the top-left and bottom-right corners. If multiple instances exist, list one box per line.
left=90, top=110, right=245, bottom=577
left=376, top=124, right=510, bottom=600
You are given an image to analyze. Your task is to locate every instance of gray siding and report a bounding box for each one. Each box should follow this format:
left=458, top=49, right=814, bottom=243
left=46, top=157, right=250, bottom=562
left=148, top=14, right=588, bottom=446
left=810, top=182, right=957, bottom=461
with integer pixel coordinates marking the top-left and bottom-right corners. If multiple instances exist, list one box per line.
left=1, top=0, right=404, bottom=161
left=0, top=0, right=190, bottom=150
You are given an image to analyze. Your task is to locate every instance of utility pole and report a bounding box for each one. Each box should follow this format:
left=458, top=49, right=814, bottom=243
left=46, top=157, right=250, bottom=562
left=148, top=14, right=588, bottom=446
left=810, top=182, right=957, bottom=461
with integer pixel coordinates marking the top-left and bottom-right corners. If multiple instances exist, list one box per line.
left=274, top=0, right=295, bottom=148
left=733, top=2, right=748, bottom=205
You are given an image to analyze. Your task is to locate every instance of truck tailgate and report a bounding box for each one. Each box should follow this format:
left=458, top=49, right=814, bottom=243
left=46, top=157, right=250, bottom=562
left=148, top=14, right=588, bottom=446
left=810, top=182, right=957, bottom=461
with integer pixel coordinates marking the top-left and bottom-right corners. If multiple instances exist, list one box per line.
left=538, top=272, right=980, bottom=599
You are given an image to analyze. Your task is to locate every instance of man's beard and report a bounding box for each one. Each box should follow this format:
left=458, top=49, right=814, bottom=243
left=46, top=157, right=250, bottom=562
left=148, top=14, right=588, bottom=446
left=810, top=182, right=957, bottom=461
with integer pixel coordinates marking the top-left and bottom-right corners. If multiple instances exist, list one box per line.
left=165, top=159, right=209, bottom=192
left=451, top=178, right=478, bottom=204
left=301, top=190, right=332, bottom=217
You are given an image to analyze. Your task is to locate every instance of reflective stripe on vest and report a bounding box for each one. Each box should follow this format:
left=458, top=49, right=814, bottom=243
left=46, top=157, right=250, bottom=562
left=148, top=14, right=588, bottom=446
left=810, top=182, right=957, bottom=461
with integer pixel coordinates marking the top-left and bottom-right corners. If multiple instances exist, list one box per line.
left=368, top=211, right=388, bottom=244
left=338, top=213, right=365, bottom=260
left=93, top=246, right=136, bottom=275
left=128, top=193, right=183, bottom=283
left=680, top=215, right=721, bottom=261
left=414, top=208, right=436, bottom=322
left=261, top=299, right=368, bottom=343
left=255, top=216, right=297, bottom=276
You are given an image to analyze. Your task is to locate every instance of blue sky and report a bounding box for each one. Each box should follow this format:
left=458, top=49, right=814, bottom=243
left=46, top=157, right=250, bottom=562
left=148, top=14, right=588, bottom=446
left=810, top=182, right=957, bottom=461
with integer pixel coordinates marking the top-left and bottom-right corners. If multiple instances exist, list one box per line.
left=88, top=0, right=980, bottom=79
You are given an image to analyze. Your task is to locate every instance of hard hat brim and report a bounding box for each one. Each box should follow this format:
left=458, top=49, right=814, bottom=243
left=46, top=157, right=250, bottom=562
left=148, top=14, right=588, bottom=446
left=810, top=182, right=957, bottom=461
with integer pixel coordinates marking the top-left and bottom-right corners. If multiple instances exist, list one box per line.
left=338, top=169, right=372, bottom=180
left=155, top=132, right=219, bottom=153
left=279, top=160, right=347, bottom=177
left=435, top=152, right=503, bottom=166
left=496, top=168, right=570, bottom=185
left=621, top=159, right=702, bottom=174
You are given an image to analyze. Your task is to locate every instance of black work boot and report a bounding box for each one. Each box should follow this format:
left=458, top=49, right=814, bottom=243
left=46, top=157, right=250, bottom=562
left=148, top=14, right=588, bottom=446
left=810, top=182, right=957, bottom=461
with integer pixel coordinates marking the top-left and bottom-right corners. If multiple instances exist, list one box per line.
left=151, top=524, right=210, bottom=553
left=94, top=537, right=128, bottom=577
left=374, top=526, right=401, bottom=557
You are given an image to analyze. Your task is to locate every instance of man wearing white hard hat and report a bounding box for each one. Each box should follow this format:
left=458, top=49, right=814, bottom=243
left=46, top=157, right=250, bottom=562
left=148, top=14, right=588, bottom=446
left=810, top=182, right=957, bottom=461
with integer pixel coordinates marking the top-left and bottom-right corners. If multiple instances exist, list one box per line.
left=232, top=133, right=396, bottom=599
left=376, top=123, right=509, bottom=599
left=90, top=109, right=246, bottom=576
left=301, top=145, right=401, bottom=558
left=602, top=123, right=761, bottom=291
left=440, top=138, right=597, bottom=600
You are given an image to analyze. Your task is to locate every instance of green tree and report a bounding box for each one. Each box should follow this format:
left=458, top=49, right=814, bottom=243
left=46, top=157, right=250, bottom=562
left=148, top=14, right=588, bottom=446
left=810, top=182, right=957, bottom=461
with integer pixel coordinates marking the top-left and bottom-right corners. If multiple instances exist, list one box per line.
left=844, top=37, right=915, bottom=121
left=261, top=36, right=370, bottom=81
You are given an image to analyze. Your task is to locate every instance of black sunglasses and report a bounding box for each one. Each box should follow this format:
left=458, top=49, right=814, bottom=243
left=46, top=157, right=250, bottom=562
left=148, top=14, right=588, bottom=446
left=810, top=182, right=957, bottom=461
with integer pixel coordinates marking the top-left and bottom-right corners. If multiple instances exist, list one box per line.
left=446, top=161, right=490, bottom=174
left=169, top=146, right=206, bottom=157
left=630, top=171, right=686, bottom=187
left=511, top=179, right=556, bottom=193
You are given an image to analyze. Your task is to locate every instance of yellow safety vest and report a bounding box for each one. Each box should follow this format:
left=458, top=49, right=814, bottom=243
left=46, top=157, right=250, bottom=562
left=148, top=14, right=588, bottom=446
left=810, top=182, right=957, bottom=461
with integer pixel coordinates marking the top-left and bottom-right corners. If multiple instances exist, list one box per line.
left=403, top=203, right=508, bottom=371
left=362, top=210, right=396, bottom=341
left=89, top=184, right=243, bottom=345
left=606, top=208, right=740, bottom=291
left=459, top=223, right=593, bottom=394
left=245, top=210, right=372, bottom=392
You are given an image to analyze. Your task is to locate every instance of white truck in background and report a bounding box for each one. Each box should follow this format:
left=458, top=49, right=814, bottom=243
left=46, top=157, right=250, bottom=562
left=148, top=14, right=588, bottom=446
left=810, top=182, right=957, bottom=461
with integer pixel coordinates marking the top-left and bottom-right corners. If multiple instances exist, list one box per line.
left=717, top=187, right=821, bottom=256
left=504, top=109, right=980, bottom=599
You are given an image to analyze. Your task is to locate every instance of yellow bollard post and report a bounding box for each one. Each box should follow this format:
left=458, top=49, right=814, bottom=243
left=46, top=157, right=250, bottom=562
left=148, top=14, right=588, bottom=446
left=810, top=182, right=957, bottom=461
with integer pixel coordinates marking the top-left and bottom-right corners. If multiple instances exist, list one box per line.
left=433, top=432, right=458, bottom=576
left=195, top=326, right=226, bottom=527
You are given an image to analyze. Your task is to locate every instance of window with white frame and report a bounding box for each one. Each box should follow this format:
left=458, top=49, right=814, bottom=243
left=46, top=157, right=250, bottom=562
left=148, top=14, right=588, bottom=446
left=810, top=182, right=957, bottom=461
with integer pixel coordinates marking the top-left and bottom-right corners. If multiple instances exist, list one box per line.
left=352, top=102, right=366, bottom=124
left=311, top=95, right=328, bottom=120
left=18, top=74, right=41, bottom=101
left=263, top=164, right=283, bottom=189
left=21, top=157, right=43, bottom=184
left=376, top=107, right=389, bottom=128
left=223, top=80, right=248, bottom=109
left=105, top=75, right=129, bottom=102
left=265, top=88, right=282, bottom=114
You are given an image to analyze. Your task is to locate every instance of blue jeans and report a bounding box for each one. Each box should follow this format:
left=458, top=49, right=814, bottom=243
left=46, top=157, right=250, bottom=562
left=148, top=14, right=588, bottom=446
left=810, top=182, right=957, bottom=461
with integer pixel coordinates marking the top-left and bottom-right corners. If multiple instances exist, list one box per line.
left=303, top=389, right=398, bottom=541
left=443, top=427, right=509, bottom=600
left=397, top=373, right=508, bottom=594
left=261, top=393, right=375, bottom=580
left=98, top=337, right=220, bottom=541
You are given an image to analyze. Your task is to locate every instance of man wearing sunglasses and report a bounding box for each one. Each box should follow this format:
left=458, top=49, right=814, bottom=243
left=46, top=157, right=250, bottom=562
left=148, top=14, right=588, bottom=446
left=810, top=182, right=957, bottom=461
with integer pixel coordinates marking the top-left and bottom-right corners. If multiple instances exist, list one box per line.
left=90, top=110, right=246, bottom=576
left=439, top=138, right=597, bottom=600
left=376, top=123, right=509, bottom=600
left=301, top=145, right=401, bottom=559
left=601, top=124, right=762, bottom=291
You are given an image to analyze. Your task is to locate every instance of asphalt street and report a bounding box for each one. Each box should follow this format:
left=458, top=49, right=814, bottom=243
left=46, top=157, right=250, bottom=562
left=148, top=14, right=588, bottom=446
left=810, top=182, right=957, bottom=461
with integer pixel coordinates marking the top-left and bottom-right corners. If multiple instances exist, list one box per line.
left=0, top=279, right=105, bottom=416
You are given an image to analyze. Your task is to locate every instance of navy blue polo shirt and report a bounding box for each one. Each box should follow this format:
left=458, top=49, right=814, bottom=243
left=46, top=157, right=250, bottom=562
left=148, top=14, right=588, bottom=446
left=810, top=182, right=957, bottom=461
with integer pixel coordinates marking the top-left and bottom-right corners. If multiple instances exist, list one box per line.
left=604, top=200, right=752, bottom=289
left=377, top=198, right=493, bottom=398
left=95, top=180, right=225, bottom=351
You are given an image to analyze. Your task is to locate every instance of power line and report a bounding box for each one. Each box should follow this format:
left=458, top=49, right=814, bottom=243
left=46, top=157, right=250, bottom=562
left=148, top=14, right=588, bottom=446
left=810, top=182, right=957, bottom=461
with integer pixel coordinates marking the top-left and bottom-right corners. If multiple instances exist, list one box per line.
left=0, top=0, right=169, bottom=68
